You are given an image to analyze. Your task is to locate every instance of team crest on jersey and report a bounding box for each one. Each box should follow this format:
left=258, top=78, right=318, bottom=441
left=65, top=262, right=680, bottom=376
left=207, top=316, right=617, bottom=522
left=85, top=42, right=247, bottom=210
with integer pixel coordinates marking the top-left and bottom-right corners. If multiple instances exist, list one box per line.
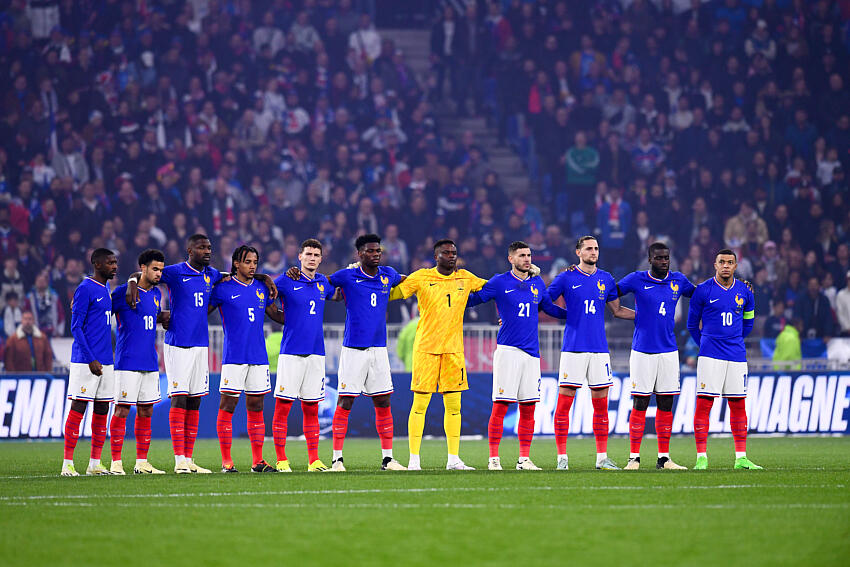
left=734, top=293, right=744, bottom=313
left=670, top=281, right=679, bottom=300
left=154, top=297, right=160, bottom=308
left=203, top=272, right=211, bottom=291
left=530, top=285, right=540, bottom=304
left=317, top=282, right=325, bottom=297
left=380, top=275, right=390, bottom=294
left=597, top=279, right=606, bottom=299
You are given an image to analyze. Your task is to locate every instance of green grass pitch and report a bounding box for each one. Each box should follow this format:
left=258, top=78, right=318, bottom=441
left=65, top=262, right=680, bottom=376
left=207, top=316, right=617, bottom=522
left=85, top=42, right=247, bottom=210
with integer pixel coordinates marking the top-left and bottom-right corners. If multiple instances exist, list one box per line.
left=1, top=436, right=848, bottom=566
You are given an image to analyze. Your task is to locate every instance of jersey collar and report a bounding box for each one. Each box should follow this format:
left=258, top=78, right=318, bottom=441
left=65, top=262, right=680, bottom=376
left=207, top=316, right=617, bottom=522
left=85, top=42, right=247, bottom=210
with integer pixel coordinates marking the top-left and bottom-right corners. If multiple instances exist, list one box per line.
left=85, top=276, right=106, bottom=288
left=647, top=270, right=669, bottom=282
left=713, top=276, right=735, bottom=291
left=358, top=266, right=380, bottom=279
left=184, top=261, right=202, bottom=274
left=509, top=270, right=529, bottom=282
left=576, top=266, right=596, bottom=277
left=232, top=277, right=254, bottom=288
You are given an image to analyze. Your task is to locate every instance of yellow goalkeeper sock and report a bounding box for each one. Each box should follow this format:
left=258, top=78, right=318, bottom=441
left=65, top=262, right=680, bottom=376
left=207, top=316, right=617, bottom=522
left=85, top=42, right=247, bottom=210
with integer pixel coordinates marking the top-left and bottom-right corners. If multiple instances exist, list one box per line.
left=443, top=391, right=462, bottom=457
left=408, top=392, right=431, bottom=455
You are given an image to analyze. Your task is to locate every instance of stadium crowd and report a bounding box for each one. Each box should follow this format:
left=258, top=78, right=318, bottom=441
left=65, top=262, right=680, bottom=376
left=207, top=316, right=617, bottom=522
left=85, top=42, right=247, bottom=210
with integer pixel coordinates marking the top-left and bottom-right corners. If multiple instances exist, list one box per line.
left=0, top=0, right=849, bottom=367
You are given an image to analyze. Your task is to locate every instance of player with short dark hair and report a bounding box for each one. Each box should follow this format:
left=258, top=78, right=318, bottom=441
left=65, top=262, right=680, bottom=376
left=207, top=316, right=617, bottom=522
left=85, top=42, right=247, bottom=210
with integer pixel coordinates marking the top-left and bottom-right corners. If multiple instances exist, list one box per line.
left=271, top=238, right=339, bottom=472
left=548, top=236, right=634, bottom=471
left=467, top=242, right=566, bottom=470
left=108, top=249, right=170, bottom=475
left=687, top=249, right=762, bottom=470
left=61, top=248, right=118, bottom=476
left=617, top=243, right=695, bottom=470
left=310, top=234, right=406, bottom=471
left=208, top=246, right=283, bottom=473
left=125, top=234, right=278, bottom=473
left=391, top=238, right=497, bottom=470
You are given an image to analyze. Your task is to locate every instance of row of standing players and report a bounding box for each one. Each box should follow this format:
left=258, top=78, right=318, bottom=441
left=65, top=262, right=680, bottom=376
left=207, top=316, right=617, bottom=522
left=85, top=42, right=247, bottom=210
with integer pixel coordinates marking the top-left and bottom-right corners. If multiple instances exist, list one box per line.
left=59, top=233, right=761, bottom=476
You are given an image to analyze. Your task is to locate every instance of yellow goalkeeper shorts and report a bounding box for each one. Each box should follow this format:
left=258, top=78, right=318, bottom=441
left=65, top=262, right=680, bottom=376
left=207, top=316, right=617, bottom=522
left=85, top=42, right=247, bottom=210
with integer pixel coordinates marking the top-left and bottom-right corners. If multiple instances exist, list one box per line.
left=411, top=352, right=468, bottom=393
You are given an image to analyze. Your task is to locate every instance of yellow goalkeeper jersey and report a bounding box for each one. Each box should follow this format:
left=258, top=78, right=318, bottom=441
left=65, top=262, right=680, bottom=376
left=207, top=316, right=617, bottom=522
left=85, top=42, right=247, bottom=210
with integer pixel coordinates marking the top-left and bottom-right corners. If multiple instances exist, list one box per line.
left=391, top=268, right=487, bottom=354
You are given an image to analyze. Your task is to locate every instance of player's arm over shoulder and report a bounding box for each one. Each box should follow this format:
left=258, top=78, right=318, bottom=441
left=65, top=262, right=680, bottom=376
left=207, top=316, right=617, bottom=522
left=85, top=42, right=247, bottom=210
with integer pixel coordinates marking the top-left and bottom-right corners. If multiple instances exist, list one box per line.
left=390, top=268, right=423, bottom=300
left=459, top=269, right=488, bottom=292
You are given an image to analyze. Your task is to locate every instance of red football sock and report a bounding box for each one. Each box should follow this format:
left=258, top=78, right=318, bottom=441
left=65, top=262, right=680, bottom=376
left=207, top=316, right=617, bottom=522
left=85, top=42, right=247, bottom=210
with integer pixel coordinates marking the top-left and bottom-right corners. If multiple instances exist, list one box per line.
left=90, top=412, right=107, bottom=460
left=302, top=401, right=320, bottom=463
left=554, top=394, right=574, bottom=454
left=728, top=398, right=748, bottom=453
left=216, top=409, right=233, bottom=466
left=169, top=406, right=186, bottom=457
left=655, top=409, right=673, bottom=454
left=109, top=414, right=126, bottom=462
left=517, top=402, right=535, bottom=458
left=694, top=396, right=714, bottom=454
left=487, top=402, right=509, bottom=458
left=591, top=396, right=609, bottom=454
left=629, top=408, right=646, bottom=455
left=135, top=415, right=151, bottom=460
left=374, top=405, right=393, bottom=451
left=272, top=399, right=292, bottom=461
left=332, top=406, right=350, bottom=452
left=63, top=408, right=84, bottom=460
left=184, top=407, right=200, bottom=458
left=246, top=409, right=265, bottom=465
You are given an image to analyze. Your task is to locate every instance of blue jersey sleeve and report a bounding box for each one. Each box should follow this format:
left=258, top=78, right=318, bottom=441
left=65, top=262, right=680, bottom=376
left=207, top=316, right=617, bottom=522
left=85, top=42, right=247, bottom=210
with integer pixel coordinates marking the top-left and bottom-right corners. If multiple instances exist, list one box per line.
left=742, top=287, right=755, bottom=337
left=388, top=267, right=402, bottom=287
left=211, top=270, right=225, bottom=286
left=208, top=284, right=223, bottom=309
left=605, top=273, right=618, bottom=302
left=155, top=288, right=162, bottom=314
left=329, top=269, right=347, bottom=289
left=687, top=286, right=705, bottom=345
left=71, top=285, right=94, bottom=363
left=539, top=288, right=567, bottom=319
left=111, top=286, right=127, bottom=316
left=681, top=276, right=697, bottom=298
left=160, top=264, right=178, bottom=287
left=617, top=272, right=637, bottom=296
left=548, top=272, right=566, bottom=302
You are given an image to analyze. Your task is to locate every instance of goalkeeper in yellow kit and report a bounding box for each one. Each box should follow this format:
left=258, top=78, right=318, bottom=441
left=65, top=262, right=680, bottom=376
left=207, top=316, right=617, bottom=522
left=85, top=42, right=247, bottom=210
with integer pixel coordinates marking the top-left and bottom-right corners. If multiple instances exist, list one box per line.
left=390, top=239, right=488, bottom=470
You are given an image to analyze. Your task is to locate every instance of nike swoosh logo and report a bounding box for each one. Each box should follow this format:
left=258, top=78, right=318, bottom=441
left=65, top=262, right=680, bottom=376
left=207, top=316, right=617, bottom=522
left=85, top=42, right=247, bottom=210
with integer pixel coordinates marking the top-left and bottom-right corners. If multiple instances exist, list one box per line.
left=231, top=295, right=240, bottom=299
left=709, top=299, right=719, bottom=303
left=643, top=285, right=654, bottom=289
left=356, top=279, right=365, bottom=283
left=429, top=283, right=437, bottom=286
left=294, top=286, right=304, bottom=290
left=505, top=289, right=516, bottom=294
left=572, top=285, right=582, bottom=289
left=96, top=297, right=103, bottom=302
left=182, top=277, right=192, bottom=282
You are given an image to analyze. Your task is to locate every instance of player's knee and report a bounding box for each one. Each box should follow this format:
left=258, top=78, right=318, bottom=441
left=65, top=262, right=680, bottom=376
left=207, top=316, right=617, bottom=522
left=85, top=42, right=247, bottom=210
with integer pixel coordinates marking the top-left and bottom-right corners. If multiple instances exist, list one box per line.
left=70, top=400, right=88, bottom=414
left=93, top=401, right=110, bottom=415
left=186, top=396, right=201, bottom=411
left=632, top=396, right=650, bottom=411
left=171, top=395, right=187, bottom=409
left=137, top=404, right=154, bottom=418
left=559, top=386, right=577, bottom=397
left=412, top=392, right=431, bottom=414
left=656, top=394, right=674, bottom=412
left=372, top=394, right=391, bottom=408
left=337, top=396, right=354, bottom=411
left=443, top=392, right=462, bottom=414
left=246, top=395, right=264, bottom=412
left=219, top=395, right=238, bottom=412
left=114, top=404, right=131, bottom=418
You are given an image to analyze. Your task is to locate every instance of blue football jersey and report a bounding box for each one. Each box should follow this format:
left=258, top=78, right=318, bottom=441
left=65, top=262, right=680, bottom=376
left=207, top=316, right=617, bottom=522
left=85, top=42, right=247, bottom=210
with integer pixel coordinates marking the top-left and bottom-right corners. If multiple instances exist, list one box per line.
left=329, top=266, right=402, bottom=348
left=70, top=277, right=114, bottom=365
left=548, top=267, right=618, bottom=353
left=112, top=284, right=161, bottom=371
left=470, top=271, right=566, bottom=357
left=274, top=272, right=335, bottom=356
left=687, top=278, right=755, bottom=362
left=209, top=278, right=274, bottom=365
left=617, top=271, right=696, bottom=354
left=160, top=262, right=223, bottom=347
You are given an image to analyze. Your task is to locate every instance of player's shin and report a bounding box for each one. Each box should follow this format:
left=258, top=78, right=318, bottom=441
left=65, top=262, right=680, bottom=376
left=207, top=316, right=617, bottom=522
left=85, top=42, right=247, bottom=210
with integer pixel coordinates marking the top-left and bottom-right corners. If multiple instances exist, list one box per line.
left=184, top=401, right=201, bottom=459
left=554, top=393, right=573, bottom=458
left=629, top=407, right=646, bottom=458
left=63, top=408, right=84, bottom=461
left=89, top=410, right=108, bottom=465
left=216, top=408, right=234, bottom=467
left=591, top=395, right=609, bottom=458
left=728, top=397, right=748, bottom=457
left=408, top=392, right=431, bottom=460
left=246, top=405, right=265, bottom=466
left=331, top=404, right=351, bottom=460
left=168, top=406, right=186, bottom=462
left=135, top=415, right=152, bottom=461
left=655, top=409, right=673, bottom=457
left=374, top=405, right=394, bottom=458
left=110, top=412, right=127, bottom=463
left=273, top=399, right=292, bottom=461
left=517, top=402, right=535, bottom=459
left=488, top=402, right=509, bottom=458
left=694, top=396, right=714, bottom=456
left=302, top=401, right=320, bottom=463
left=443, top=392, right=462, bottom=461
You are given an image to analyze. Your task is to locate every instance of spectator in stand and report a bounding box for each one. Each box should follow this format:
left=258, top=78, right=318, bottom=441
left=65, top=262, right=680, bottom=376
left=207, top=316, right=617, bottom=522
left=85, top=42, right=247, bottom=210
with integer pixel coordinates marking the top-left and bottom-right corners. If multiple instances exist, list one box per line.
left=25, top=271, right=63, bottom=337
left=564, top=131, right=599, bottom=219
left=763, top=299, right=788, bottom=339
left=4, top=310, right=53, bottom=371
left=794, top=276, right=836, bottom=340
